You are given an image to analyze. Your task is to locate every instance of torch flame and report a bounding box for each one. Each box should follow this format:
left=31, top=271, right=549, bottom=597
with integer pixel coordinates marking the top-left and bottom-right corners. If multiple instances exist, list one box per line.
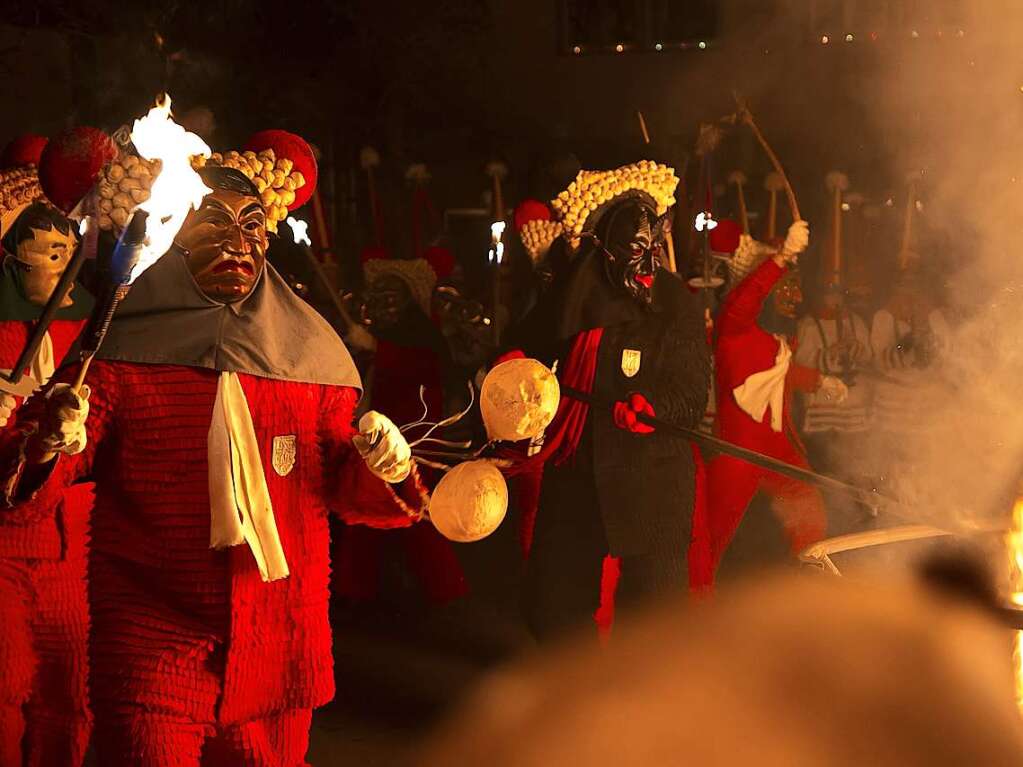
left=128, top=94, right=212, bottom=283
left=1008, top=497, right=1023, bottom=711
left=286, top=216, right=312, bottom=247
left=490, top=220, right=506, bottom=265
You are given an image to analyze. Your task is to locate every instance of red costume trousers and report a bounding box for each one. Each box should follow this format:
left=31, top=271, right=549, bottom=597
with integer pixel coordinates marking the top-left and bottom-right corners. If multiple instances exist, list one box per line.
left=0, top=499, right=91, bottom=767
left=93, top=704, right=311, bottom=767
left=705, top=449, right=825, bottom=574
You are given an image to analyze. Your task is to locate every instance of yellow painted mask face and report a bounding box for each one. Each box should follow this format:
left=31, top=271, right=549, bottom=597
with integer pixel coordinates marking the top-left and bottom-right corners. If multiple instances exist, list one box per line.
left=15, top=225, right=78, bottom=307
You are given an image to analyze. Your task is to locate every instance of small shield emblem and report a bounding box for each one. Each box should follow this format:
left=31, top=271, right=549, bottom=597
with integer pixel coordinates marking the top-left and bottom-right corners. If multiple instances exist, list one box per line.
left=621, top=349, right=642, bottom=378
left=272, top=435, right=297, bottom=477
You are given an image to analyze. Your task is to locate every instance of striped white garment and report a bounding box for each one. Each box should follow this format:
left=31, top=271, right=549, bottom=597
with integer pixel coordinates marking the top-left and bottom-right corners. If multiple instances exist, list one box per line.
left=795, top=313, right=872, bottom=434
left=869, top=309, right=952, bottom=436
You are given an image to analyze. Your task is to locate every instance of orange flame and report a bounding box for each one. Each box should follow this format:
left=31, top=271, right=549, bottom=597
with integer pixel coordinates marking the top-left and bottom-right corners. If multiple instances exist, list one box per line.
left=128, top=94, right=211, bottom=283
left=1008, top=497, right=1023, bottom=710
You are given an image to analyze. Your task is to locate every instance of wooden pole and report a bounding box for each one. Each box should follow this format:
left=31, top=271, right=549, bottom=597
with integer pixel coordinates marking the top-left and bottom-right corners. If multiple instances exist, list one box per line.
left=734, top=179, right=750, bottom=234
left=741, top=107, right=801, bottom=221
left=766, top=188, right=777, bottom=241
left=832, top=186, right=843, bottom=282
left=899, top=180, right=916, bottom=269
left=637, top=111, right=651, bottom=145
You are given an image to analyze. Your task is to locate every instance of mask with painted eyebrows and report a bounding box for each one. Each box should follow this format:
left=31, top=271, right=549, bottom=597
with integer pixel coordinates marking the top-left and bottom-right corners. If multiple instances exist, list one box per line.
left=175, top=181, right=269, bottom=302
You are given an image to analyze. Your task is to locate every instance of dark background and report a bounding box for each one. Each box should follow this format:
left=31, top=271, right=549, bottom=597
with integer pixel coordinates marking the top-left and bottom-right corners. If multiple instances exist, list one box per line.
left=0, top=0, right=971, bottom=304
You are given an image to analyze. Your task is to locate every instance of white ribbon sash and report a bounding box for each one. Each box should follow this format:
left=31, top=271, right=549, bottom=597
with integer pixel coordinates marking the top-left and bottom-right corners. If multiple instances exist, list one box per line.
left=732, top=335, right=792, bottom=433
left=207, top=371, right=290, bottom=582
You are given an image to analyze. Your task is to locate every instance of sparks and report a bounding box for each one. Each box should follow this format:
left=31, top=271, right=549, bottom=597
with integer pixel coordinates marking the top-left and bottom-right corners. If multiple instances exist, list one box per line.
left=128, top=94, right=212, bottom=283
left=286, top=216, right=312, bottom=247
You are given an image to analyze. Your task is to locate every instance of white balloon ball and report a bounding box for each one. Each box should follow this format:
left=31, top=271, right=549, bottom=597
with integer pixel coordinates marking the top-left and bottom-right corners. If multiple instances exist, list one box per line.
left=480, top=358, right=560, bottom=442
left=429, top=460, right=508, bottom=543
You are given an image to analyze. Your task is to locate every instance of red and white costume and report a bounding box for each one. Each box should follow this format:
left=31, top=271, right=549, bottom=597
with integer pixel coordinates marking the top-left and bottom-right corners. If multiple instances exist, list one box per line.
left=0, top=244, right=428, bottom=765
left=693, top=259, right=825, bottom=587
left=0, top=319, right=92, bottom=767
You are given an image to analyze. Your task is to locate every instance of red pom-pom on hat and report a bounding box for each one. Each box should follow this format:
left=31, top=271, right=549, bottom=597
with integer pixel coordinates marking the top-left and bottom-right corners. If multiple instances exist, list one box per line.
left=709, top=218, right=742, bottom=254
left=423, top=245, right=456, bottom=282
left=38, top=127, right=117, bottom=213
left=513, top=199, right=551, bottom=232
left=244, top=130, right=317, bottom=210
left=1, top=135, right=48, bottom=169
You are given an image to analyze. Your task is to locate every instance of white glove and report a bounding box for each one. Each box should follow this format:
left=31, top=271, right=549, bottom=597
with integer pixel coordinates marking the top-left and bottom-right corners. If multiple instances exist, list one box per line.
left=818, top=376, right=848, bottom=405
left=35, top=383, right=90, bottom=456
left=353, top=410, right=412, bottom=484
left=0, top=393, right=15, bottom=428
left=782, top=220, right=809, bottom=259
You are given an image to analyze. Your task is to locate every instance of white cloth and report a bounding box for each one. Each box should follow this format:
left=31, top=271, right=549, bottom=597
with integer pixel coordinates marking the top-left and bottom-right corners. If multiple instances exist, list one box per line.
left=0, top=330, right=55, bottom=399
left=30, top=331, right=54, bottom=389
left=733, top=335, right=792, bottom=433
left=207, top=371, right=289, bottom=582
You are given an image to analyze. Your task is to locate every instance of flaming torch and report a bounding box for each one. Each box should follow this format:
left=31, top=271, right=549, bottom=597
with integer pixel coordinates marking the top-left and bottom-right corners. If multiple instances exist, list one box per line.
left=72, top=95, right=211, bottom=392
left=1008, top=498, right=1023, bottom=710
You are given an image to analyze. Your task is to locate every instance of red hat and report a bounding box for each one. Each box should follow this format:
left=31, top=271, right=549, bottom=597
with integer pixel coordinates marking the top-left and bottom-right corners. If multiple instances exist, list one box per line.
left=423, top=245, right=456, bottom=282
left=513, top=199, right=551, bottom=232
left=244, top=130, right=317, bottom=210
left=709, top=218, right=742, bottom=254
left=1, top=134, right=48, bottom=169
left=38, top=127, right=117, bottom=213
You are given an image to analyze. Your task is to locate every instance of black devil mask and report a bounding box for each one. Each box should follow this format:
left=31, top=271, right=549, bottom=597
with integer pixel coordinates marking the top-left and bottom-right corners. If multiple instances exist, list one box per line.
left=587, top=195, right=670, bottom=307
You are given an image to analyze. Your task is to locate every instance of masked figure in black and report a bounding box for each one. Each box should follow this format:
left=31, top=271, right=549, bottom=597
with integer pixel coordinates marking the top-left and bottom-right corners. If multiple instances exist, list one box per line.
left=504, top=164, right=710, bottom=641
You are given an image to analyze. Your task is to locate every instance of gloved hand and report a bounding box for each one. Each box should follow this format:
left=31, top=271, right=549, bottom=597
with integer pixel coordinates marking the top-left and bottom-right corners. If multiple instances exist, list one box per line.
left=818, top=375, right=849, bottom=405
left=353, top=410, right=413, bottom=483
left=613, top=393, right=656, bottom=435
left=0, top=393, right=15, bottom=428
left=781, top=220, right=810, bottom=261
left=28, top=383, right=90, bottom=461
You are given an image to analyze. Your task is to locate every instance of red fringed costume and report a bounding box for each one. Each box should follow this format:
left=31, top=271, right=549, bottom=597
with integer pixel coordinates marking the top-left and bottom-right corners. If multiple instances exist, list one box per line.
left=2, top=362, right=427, bottom=765
left=695, top=259, right=825, bottom=588
left=0, top=319, right=92, bottom=767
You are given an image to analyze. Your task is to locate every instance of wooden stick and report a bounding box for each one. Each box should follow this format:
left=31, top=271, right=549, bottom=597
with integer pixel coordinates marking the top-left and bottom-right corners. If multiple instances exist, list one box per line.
left=71, top=352, right=95, bottom=395
left=310, top=188, right=332, bottom=257
left=665, top=233, right=677, bottom=273
left=734, top=180, right=750, bottom=234
left=637, top=111, right=651, bottom=145
left=766, top=188, right=777, bottom=241
left=832, top=187, right=843, bottom=280
left=742, top=110, right=801, bottom=221
left=899, top=180, right=916, bottom=269
left=301, top=244, right=356, bottom=332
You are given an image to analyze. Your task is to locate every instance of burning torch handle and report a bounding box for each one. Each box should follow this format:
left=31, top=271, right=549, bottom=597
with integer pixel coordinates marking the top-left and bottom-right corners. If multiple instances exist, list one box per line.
left=72, top=282, right=130, bottom=394
left=71, top=209, right=149, bottom=394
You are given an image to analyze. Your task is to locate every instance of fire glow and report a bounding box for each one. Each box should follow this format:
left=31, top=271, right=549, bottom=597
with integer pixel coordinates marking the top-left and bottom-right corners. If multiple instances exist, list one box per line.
left=286, top=215, right=312, bottom=247
left=1008, top=498, right=1023, bottom=710
left=490, top=220, right=506, bottom=265
left=128, top=94, right=212, bottom=283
